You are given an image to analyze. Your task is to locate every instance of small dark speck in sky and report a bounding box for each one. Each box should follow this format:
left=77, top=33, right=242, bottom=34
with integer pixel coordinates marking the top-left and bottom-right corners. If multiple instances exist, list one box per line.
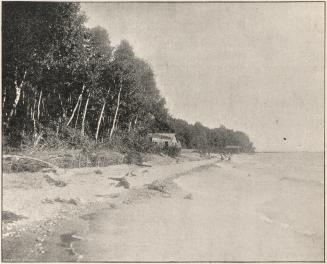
left=283, top=137, right=287, bottom=141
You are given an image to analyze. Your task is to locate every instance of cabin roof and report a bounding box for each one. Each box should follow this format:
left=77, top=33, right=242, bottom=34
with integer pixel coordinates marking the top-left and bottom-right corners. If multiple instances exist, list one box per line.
left=149, top=133, right=176, bottom=140
left=225, top=145, right=241, bottom=149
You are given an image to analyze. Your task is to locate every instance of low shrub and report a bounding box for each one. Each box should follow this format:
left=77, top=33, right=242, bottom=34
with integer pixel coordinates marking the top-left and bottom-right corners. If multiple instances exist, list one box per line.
left=108, top=130, right=153, bottom=153
left=163, top=145, right=181, bottom=158
left=123, top=151, right=143, bottom=164
left=3, top=124, right=182, bottom=170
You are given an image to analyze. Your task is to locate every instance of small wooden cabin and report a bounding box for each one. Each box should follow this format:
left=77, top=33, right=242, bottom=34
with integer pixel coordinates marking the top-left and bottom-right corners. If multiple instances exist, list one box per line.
left=149, top=133, right=180, bottom=148
left=224, top=145, right=241, bottom=153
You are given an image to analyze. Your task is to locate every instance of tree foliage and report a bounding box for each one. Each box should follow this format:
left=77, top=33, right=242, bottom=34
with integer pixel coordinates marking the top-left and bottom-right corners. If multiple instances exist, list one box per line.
left=168, top=120, right=255, bottom=153
left=2, top=2, right=255, bottom=153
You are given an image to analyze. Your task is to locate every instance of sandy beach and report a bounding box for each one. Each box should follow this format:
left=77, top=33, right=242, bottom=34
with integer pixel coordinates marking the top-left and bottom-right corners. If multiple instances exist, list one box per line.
left=2, top=152, right=324, bottom=262
left=2, top=150, right=215, bottom=261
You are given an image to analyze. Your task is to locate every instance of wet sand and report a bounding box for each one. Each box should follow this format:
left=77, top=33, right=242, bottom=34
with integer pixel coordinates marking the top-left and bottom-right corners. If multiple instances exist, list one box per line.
left=76, top=153, right=324, bottom=262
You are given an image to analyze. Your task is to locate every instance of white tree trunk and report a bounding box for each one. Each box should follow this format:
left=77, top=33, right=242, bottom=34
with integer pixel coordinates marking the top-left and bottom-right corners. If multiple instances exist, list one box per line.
left=42, top=98, right=45, bottom=117
left=95, top=87, right=111, bottom=141
left=133, top=115, right=138, bottom=129
left=74, top=97, right=82, bottom=128
left=22, top=90, right=25, bottom=106
left=66, top=84, right=85, bottom=126
left=32, top=96, right=37, bottom=136
left=109, top=83, right=122, bottom=140
left=81, top=93, right=90, bottom=136
left=128, top=120, right=132, bottom=132
left=9, top=69, right=27, bottom=118
left=3, top=86, right=6, bottom=110
left=37, top=89, right=42, bottom=120
left=33, top=133, right=43, bottom=147
left=95, top=101, right=106, bottom=142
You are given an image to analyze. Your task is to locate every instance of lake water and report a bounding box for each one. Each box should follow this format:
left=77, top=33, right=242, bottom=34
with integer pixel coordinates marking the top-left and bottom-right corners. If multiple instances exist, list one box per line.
left=77, top=152, right=324, bottom=261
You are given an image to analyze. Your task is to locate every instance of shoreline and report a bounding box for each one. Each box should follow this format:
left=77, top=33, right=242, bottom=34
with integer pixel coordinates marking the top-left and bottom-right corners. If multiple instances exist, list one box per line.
left=2, top=152, right=324, bottom=261
left=74, top=153, right=323, bottom=262
left=2, top=152, right=217, bottom=262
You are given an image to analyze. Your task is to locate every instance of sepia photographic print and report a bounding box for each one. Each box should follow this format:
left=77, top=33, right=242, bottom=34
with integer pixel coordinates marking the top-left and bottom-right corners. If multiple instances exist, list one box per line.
left=1, top=1, right=325, bottom=262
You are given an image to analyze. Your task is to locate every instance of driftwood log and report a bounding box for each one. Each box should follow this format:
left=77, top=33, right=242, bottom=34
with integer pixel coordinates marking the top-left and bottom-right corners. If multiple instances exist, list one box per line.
left=108, top=177, right=130, bottom=189
left=3, top=154, right=59, bottom=171
left=135, top=163, right=152, bottom=167
left=3, top=154, right=68, bottom=187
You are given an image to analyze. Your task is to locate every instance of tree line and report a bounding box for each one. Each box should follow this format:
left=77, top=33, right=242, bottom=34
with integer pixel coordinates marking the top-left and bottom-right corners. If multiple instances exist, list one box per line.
left=2, top=2, right=255, bottom=153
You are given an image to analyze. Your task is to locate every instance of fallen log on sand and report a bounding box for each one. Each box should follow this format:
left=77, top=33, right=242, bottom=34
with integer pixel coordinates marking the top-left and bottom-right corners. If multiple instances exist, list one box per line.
left=135, top=163, right=152, bottom=167
left=108, top=177, right=130, bottom=189
left=43, top=175, right=67, bottom=187
left=4, top=154, right=68, bottom=187
left=3, top=154, right=59, bottom=171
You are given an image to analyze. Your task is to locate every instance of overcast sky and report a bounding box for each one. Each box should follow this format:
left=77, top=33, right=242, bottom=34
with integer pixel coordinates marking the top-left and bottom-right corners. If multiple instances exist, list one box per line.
left=81, top=2, right=324, bottom=152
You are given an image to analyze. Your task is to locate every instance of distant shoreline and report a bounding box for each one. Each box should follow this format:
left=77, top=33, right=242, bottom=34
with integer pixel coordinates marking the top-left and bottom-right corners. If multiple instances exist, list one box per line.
left=256, top=151, right=324, bottom=153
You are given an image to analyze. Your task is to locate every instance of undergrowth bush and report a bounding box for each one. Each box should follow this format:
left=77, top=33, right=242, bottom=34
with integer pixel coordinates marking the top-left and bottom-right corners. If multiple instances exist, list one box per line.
left=3, top=125, right=181, bottom=168
left=123, top=151, right=143, bottom=164
left=163, top=145, right=181, bottom=158
left=107, top=130, right=153, bottom=153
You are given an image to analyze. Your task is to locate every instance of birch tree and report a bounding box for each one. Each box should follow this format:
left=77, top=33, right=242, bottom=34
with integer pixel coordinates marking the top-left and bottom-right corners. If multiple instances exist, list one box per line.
left=3, top=2, right=88, bottom=143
